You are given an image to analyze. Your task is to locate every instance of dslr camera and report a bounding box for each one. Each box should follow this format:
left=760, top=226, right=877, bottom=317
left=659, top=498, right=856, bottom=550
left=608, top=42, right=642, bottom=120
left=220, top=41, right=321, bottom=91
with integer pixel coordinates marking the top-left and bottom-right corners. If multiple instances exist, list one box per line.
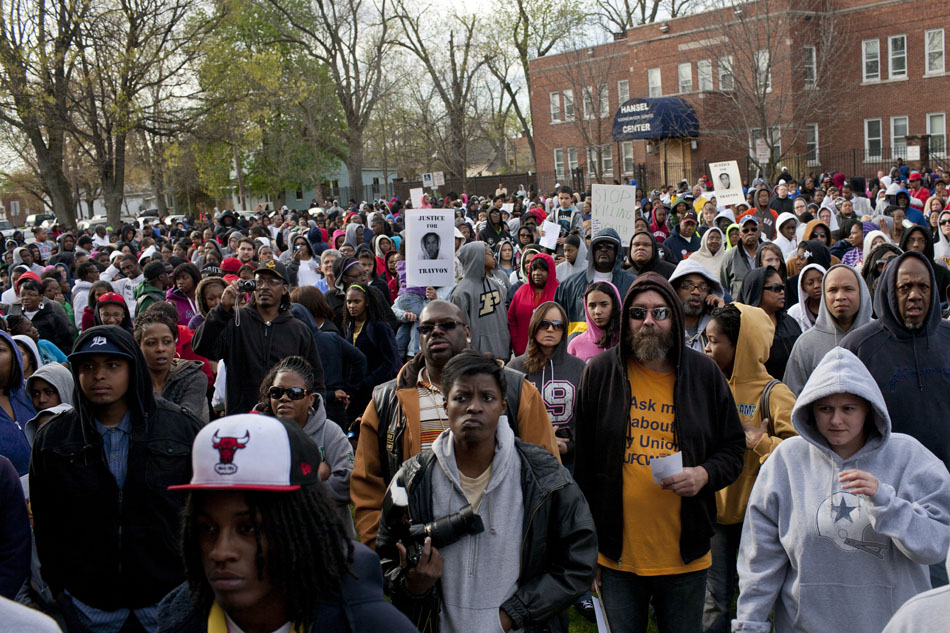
left=382, top=477, right=484, bottom=567
left=237, top=279, right=257, bottom=293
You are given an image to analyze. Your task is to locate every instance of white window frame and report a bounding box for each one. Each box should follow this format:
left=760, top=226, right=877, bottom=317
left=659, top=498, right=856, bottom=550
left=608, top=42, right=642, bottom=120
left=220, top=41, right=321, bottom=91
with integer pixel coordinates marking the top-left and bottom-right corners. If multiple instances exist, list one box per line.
left=554, top=148, right=565, bottom=179
left=582, top=85, right=594, bottom=120
left=601, top=144, right=613, bottom=176
left=805, top=123, right=819, bottom=165
left=755, top=50, right=772, bottom=93
left=891, top=115, right=908, bottom=158
left=697, top=59, right=712, bottom=91
left=803, top=45, right=817, bottom=88
left=598, top=83, right=609, bottom=118
left=617, top=79, right=630, bottom=104
left=549, top=92, right=562, bottom=123
left=718, top=55, right=734, bottom=90
left=889, top=34, right=907, bottom=79
left=927, top=112, right=946, bottom=156
left=567, top=147, right=578, bottom=173
left=863, top=39, right=880, bottom=82
left=648, top=68, right=662, bottom=98
left=865, top=118, right=883, bottom=160
left=562, top=89, right=574, bottom=121
left=622, top=141, right=634, bottom=174
left=926, top=29, right=945, bottom=75
left=678, top=62, right=692, bottom=93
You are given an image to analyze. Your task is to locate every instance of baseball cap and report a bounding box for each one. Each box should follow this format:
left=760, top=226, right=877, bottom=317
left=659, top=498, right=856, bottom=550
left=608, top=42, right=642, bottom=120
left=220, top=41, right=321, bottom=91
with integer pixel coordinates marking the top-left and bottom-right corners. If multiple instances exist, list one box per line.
left=138, top=245, right=157, bottom=263
left=254, top=259, right=287, bottom=282
left=169, top=414, right=321, bottom=491
left=681, top=211, right=698, bottom=224
left=69, top=332, right=136, bottom=362
left=741, top=215, right=760, bottom=226
left=909, top=171, right=922, bottom=181
left=220, top=257, right=242, bottom=274
left=95, top=292, right=126, bottom=308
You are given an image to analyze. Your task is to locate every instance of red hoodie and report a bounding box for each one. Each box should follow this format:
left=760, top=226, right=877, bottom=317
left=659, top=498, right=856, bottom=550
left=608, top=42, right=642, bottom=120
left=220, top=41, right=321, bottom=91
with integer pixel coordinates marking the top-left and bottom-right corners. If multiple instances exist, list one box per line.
left=507, top=253, right=559, bottom=355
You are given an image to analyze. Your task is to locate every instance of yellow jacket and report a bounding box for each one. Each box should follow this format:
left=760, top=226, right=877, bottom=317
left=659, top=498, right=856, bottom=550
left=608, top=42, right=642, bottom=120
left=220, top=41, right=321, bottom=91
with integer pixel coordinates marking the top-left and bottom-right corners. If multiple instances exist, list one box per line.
left=715, top=303, right=797, bottom=524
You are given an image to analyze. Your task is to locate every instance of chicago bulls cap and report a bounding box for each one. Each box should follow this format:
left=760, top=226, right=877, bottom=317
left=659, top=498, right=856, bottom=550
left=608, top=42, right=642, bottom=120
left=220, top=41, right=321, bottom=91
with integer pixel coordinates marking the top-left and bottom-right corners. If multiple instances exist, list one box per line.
left=169, top=414, right=321, bottom=491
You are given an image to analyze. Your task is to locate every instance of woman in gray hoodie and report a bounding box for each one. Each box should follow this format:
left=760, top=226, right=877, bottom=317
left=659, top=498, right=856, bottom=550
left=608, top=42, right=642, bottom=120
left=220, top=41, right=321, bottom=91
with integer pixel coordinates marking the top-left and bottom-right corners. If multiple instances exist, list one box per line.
left=733, top=347, right=950, bottom=633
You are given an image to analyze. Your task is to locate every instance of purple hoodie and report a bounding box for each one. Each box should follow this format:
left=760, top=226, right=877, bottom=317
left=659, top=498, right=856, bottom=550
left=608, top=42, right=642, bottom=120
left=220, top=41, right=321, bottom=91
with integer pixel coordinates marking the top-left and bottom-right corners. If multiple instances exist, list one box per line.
left=567, top=281, right=622, bottom=362
left=165, top=287, right=198, bottom=327
left=396, top=260, right=427, bottom=298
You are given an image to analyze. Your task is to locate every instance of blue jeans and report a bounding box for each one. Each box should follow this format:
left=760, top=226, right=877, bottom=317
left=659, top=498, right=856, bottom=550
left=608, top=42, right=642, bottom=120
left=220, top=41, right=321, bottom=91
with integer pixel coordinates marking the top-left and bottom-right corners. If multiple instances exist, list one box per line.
left=393, top=293, right=425, bottom=357
left=702, top=522, right=743, bottom=633
left=601, top=566, right=707, bottom=633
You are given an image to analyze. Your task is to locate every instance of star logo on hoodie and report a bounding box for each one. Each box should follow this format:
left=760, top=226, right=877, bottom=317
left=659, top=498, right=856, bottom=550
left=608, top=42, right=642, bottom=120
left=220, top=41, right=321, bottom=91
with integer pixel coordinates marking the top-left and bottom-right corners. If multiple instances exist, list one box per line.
left=831, top=498, right=856, bottom=523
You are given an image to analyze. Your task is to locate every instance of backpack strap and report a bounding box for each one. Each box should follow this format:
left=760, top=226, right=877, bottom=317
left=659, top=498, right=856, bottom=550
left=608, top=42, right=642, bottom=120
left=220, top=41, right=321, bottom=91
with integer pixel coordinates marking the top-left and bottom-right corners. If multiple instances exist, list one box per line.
left=759, top=379, right=780, bottom=436
left=501, top=366, right=524, bottom=437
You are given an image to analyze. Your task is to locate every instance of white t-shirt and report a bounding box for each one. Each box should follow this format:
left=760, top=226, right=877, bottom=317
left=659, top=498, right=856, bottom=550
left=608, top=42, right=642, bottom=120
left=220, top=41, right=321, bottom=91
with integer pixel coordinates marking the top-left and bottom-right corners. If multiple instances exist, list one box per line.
left=296, top=258, right=322, bottom=287
left=593, top=270, right=613, bottom=283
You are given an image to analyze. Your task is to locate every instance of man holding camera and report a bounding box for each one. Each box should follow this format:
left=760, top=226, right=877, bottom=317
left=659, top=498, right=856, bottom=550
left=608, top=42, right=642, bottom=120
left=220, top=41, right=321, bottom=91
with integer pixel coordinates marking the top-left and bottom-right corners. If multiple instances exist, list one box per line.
left=193, top=259, right=324, bottom=415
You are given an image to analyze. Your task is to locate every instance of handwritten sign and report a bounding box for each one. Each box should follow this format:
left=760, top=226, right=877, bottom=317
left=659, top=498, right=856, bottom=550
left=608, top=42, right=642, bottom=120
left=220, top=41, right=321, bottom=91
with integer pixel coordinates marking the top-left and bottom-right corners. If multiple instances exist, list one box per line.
left=590, top=184, right=639, bottom=242
left=709, top=161, right=745, bottom=206
left=405, top=209, right=455, bottom=287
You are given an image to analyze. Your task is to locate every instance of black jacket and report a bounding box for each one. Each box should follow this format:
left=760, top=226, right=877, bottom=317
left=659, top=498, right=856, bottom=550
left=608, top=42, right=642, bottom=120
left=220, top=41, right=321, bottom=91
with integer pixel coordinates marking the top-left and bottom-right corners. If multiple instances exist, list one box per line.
left=737, top=267, right=802, bottom=380
left=377, top=440, right=597, bottom=633
left=193, top=303, right=325, bottom=415
left=29, top=326, right=201, bottom=610
left=625, top=230, right=676, bottom=279
left=290, top=304, right=366, bottom=393
left=156, top=543, right=418, bottom=633
left=30, top=302, right=75, bottom=353
left=573, top=272, right=745, bottom=565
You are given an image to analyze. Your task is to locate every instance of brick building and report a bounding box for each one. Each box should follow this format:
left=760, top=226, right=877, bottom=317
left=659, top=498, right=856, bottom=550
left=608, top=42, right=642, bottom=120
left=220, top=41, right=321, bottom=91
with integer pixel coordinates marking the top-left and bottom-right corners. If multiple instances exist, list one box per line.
left=529, top=0, right=950, bottom=192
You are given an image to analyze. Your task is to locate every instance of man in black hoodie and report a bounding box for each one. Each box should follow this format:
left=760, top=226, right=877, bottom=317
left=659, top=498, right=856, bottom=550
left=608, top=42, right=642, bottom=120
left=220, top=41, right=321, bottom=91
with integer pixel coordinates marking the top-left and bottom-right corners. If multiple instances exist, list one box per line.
left=193, top=259, right=325, bottom=415
left=30, top=326, right=201, bottom=631
left=573, top=273, right=744, bottom=633
left=899, top=224, right=950, bottom=304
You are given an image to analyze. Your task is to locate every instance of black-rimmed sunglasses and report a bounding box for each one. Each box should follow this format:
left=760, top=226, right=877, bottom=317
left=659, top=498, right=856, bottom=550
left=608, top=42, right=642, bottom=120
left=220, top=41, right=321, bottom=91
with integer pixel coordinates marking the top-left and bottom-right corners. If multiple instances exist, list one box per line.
left=418, top=321, right=464, bottom=335
left=268, top=386, right=310, bottom=400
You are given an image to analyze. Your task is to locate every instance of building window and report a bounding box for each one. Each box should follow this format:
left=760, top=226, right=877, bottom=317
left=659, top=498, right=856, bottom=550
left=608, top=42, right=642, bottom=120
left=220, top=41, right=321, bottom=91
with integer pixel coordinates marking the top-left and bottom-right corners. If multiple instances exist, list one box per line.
left=622, top=141, right=634, bottom=174
left=865, top=118, right=882, bottom=159
left=806, top=124, right=819, bottom=164
left=718, top=56, right=734, bottom=90
left=891, top=116, right=908, bottom=157
left=554, top=148, right=565, bottom=179
left=562, top=89, right=574, bottom=121
left=295, top=188, right=304, bottom=201
left=372, top=177, right=380, bottom=196
left=598, top=83, right=609, bottom=118
left=648, top=68, right=662, bottom=97
left=928, top=113, right=946, bottom=156
left=755, top=50, right=772, bottom=93
left=863, top=39, right=880, bottom=82
left=582, top=86, right=594, bottom=119
left=697, top=60, right=712, bottom=91
left=678, top=63, right=692, bottom=93
left=926, top=29, right=945, bottom=75
left=889, top=35, right=906, bottom=79
left=803, top=45, right=817, bottom=88
left=549, top=92, right=561, bottom=123
left=567, top=147, right=578, bottom=172
left=618, top=79, right=629, bottom=103
left=601, top=144, right=613, bottom=176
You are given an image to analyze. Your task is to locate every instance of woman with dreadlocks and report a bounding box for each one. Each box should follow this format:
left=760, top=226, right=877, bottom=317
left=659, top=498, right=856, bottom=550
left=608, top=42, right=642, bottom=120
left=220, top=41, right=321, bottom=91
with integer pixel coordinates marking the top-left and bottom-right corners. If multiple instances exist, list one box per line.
left=158, top=414, right=417, bottom=633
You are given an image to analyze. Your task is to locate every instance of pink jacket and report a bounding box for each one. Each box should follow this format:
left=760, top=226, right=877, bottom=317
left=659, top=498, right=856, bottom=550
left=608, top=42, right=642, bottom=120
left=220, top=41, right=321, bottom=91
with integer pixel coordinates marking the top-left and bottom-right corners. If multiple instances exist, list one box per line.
left=567, top=281, right=622, bottom=362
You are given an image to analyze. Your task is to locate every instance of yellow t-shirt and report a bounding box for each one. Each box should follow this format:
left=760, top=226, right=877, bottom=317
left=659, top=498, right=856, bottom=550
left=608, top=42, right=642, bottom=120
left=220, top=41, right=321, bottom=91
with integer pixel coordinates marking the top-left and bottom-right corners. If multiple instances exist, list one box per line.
left=597, top=360, right=712, bottom=576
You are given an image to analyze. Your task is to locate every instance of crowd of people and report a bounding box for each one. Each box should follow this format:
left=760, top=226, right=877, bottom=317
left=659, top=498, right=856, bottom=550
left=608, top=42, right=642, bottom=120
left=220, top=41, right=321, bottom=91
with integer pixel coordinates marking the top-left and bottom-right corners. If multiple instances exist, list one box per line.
left=0, top=161, right=949, bottom=633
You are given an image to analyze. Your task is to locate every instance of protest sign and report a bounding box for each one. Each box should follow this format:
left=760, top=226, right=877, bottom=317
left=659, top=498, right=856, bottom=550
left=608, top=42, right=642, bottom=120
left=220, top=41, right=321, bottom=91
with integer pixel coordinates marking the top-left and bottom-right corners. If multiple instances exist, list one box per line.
left=539, top=220, right=560, bottom=250
left=708, top=161, right=745, bottom=206
left=590, top=184, right=639, bottom=242
left=410, top=188, right=424, bottom=209
left=405, top=209, right=455, bottom=288
left=422, top=173, right=434, bottom=188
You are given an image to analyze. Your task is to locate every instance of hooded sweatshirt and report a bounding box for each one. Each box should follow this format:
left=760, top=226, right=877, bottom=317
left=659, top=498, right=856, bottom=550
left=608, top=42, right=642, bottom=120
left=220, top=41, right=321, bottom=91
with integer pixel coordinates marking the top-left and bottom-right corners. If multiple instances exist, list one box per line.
left=771, top=212, right=799, bottom=259
left=688, top=227, right=727, bottom=278
left=881, top=542, right=950, bottom=632
left=566, top=281, right=621, bottom=362
left=715, top=304, right=797, bottom=525
left=160, top=358, right=209, bottom=423
left=24, top=364, right=75, bottom=444
left=863, top=229, right=893, bottom=264
left=0, top=331, right=36, bottom=475
left=668, top=258, right=725, bottom=352
left=784, top=265, right=872, bottom=395
left=301, top=398, right=356, bottom=538
left=785, top=263, right=827, bottom=333
left=841, top=251, right=950, bottom=468
left=429, top=421, right=525, bottom=633
left=555, top=236, right=588, bottom=282
left=12, top=248, right=42, bottom=275
left=626, top=230, right=676, bottom=279
left=507, top=253, right=559, bottom=356
left=451, top=241, right=511, bottom=360
left=934, top=210, right=950, bottom=266
left=899, top=224, right=950, bottom=302
left=733, top=347, right=950, bottom=633
left=737, top=268, right=802, bottom=380
left=555, top=227, right=636, bottom=337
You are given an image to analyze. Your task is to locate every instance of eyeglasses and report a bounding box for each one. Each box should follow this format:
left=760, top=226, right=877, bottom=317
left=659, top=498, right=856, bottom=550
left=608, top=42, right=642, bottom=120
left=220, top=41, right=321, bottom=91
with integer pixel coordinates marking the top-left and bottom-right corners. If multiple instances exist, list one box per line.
left=877, top=256, right=897, bottom=269
left=939, top=220, right=950, bottom=226
left=628, top=307, right=671, bottom=321
left=417, top=320, right=464, bottom=335
left=255, top=276, right=283, bottom=287
left=741, top=227, right=757, bottom=234
left=539, top=319, right=564, bottom=330
left=763, top=284, right=786, bottom=293
left=268, top=386, right=309, bottom=400
left=679, top=282, right=710, bottom=293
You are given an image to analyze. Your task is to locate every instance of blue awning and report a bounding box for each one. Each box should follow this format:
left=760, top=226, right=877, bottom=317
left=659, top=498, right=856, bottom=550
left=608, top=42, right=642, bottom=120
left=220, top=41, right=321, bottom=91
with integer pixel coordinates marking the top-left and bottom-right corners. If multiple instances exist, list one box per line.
left=611, top=97, right=699, bottom=141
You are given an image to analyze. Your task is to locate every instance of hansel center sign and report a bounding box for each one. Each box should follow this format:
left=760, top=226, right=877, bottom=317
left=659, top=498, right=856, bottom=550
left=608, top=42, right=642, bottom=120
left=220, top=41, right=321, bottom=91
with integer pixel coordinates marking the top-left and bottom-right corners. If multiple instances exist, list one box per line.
left=611, top=97, right=700, bottom=141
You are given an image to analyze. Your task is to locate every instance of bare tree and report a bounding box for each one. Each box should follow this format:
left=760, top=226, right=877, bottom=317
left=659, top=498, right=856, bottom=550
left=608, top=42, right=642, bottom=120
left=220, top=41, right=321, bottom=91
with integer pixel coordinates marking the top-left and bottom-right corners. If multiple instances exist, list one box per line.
left=0, top=0, right=90, bottom=228
left=593, top=0, right=696, bottom=33
left=700, top=0, right=854, bottom=180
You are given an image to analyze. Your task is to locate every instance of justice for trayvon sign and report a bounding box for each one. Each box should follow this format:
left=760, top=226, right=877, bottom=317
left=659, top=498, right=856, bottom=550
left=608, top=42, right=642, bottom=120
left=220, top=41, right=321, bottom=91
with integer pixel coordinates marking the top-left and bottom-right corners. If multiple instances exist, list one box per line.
left=405, top=209, right=455, bottom=288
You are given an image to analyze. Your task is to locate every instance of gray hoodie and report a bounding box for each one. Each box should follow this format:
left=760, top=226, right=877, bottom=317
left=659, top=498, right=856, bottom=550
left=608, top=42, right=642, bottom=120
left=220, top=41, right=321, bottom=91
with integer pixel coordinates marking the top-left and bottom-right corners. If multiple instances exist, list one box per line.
left=668, top=258, right=725, bottom=352
left=451, top=241, right=511, bottom=360
left=881, top=543, right=950, bottom=632
left=430, top=421, right=524, bottom=633
left=301, top=396, right=356, bottom=539
left=784, top=264, right=872, bottom=395
left=734, top=347, right=950, bottom=633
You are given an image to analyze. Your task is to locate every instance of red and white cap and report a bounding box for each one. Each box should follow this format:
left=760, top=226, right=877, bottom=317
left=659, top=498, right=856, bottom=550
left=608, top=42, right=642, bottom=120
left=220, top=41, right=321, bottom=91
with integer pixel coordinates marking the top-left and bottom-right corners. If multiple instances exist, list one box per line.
left=169, top=414, right=321, bottom=491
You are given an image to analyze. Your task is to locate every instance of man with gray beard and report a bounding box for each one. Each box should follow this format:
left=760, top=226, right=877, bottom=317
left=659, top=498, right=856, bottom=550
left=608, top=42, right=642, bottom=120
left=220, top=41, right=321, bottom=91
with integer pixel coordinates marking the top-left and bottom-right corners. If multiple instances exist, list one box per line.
left=573, top=272, right=744, bottom=633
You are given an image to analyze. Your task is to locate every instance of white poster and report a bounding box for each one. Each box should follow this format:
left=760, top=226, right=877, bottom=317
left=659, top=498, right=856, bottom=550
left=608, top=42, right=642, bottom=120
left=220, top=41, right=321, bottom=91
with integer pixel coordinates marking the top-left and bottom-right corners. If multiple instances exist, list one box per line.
left=709, top=161, right=745, bottom=206
left=539, top=220, right=560, bottom=250
left=433, top=171, right=445, bottom=187
left=590, top=184, right=639, bottom=243
left=405, top=209, right=455, bottom=288
left=422, top=173, right=434, bottom=188
left=906, top=146, right=921, bottom=161
left=410, top=187, right=424, bottom=209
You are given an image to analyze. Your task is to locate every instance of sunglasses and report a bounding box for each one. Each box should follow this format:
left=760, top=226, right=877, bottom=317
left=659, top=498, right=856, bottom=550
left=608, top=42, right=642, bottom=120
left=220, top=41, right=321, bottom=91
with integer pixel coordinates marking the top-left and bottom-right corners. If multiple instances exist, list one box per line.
left=940, top=220, right=950, bottom=226
left=628, top=307, right=671, bottom=321
left=741, top=227, right=757, bottom=233
left=812, top=231, right=827, bottom=239
left=268, top=386, right=309, bottom=400
left=417, top=320, right=464, bottom=335
left=877, top=257, right=897, bottom=269
left=763, top=284, right=786, bottom=293
left=539, top=319, right=564, bottom=330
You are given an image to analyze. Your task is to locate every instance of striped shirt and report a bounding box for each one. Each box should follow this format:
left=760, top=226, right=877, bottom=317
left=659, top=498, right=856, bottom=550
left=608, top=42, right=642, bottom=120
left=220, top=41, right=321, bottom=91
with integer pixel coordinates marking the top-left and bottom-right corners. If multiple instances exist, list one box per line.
left=417, top=376, right=447, bottom=451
